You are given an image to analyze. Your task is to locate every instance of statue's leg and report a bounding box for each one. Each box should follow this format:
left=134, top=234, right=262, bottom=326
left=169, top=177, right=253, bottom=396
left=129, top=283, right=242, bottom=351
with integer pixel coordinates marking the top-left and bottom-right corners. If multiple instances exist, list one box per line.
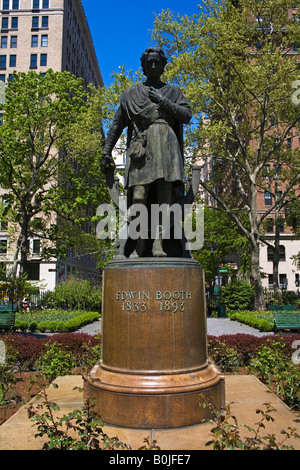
left=152, top=180, right=173, bottom=257
left=129, top=184, right=149, bottom=258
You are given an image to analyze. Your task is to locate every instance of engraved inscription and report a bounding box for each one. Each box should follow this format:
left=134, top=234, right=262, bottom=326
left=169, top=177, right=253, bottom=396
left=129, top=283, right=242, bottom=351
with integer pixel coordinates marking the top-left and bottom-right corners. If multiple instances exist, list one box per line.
left=115, top=290, right=192, bottom=313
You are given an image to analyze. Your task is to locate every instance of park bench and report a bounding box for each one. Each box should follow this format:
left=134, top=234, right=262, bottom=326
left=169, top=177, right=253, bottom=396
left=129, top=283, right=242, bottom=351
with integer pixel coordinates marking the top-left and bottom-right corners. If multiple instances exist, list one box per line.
left=272, top=309, right=300, bottom=332
left=0, top=303, right=17, bottom=331
left=268, top=304, right=297, bottom=311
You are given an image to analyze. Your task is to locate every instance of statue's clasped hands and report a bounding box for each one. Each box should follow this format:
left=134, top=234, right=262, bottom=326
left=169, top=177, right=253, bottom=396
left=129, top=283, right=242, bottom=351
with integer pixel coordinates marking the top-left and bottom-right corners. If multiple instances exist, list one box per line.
left=149, top=86, right=164, bottom=105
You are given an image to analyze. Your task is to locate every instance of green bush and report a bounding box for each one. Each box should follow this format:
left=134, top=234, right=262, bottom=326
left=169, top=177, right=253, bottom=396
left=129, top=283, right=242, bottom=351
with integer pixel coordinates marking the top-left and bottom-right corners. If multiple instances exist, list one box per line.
left=41, top=279, right=102, bottom=311
left=35, top=342, right=75, bottom=381
left=219, top=281, right=255, bottom=310
left=37, top=321, right=48, bottom=333
left=29, top=321, right=38, bottom=332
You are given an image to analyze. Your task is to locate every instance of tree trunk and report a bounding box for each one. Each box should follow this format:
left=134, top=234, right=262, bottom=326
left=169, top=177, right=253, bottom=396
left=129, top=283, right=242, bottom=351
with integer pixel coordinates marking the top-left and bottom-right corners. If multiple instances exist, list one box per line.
left=18, top=214, right=30, bottom=278
left=250, top=241, right=265, bottom=310
left=272, top=204, right=281, bottom=296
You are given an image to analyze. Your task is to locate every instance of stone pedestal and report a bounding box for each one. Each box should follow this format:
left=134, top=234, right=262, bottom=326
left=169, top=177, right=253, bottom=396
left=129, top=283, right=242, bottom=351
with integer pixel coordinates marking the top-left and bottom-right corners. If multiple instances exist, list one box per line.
left=85, top=257, right=225, bottom=429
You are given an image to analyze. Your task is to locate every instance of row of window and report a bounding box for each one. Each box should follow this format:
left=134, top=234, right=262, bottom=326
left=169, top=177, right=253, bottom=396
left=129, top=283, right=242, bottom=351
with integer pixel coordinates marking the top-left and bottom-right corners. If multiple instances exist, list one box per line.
left=0, top=238, right=41, bottom=255
left=31, top=34, right=48, bottom=47
left=1, top=33, right=49, bottom=48
left=267, top=245, right=286, bottom=262
left=1, top=16, right=18, bottom=29
left=1, top=35, right=17, bottom=48
left=2, top=15, right=49, bottom=29
left=2, top=0, right=49, bottom=9
left=0, top=52, right=47, bottom=70
left=268, top=274, right=300, bottom=289
left=0, top=53, right=16, bottom=67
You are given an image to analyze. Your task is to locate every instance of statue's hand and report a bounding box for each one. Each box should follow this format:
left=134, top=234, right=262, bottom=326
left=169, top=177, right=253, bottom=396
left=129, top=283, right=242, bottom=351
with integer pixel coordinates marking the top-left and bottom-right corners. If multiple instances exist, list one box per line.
left=101, top=154, right=115, bottom=174
left=149, top=87, right=164, bottom=105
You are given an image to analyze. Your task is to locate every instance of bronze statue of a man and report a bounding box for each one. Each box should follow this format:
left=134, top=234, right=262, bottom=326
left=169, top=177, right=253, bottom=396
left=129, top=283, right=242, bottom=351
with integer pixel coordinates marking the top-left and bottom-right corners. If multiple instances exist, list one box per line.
left=101, top=46, right=192, bottom=258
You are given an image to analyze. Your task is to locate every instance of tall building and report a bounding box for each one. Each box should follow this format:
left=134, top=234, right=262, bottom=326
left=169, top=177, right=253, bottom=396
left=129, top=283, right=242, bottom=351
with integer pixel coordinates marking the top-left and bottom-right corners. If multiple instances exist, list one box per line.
left=0, top=0, right=104, bottom=293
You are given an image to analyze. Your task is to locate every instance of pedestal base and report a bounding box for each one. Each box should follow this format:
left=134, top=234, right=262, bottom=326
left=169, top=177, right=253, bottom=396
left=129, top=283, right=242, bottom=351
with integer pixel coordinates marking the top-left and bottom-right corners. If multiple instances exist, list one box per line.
left=86, top=361, right=225, bottom=429
left=85, top=257, right=225, bottom=429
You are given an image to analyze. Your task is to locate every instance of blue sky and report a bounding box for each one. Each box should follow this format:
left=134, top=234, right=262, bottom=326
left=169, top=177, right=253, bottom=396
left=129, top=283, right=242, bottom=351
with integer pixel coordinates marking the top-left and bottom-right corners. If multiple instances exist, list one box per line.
left=81, top=1, right=202, bottom=86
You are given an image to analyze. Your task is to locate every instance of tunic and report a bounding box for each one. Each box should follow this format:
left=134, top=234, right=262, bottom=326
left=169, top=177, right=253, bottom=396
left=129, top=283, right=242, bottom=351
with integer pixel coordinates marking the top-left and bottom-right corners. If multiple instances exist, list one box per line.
left=103, top=82, right=192, bottom=190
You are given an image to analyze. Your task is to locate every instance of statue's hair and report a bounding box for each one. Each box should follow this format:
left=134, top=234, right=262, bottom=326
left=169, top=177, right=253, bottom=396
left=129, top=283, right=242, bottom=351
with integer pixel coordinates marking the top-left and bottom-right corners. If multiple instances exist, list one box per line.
left=140, top=47, right=167, bottom=74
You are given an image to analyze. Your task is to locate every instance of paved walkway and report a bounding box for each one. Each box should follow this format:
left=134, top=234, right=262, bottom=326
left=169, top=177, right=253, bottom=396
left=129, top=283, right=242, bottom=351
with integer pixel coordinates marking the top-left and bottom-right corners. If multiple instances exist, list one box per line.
left=1, top=374, right=299, bottom=450
left=77, top=317, right=273, bottom=338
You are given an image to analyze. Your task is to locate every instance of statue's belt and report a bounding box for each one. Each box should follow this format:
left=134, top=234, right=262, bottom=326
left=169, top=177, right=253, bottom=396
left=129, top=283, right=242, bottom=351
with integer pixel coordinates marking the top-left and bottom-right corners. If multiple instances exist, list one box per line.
left=135, top=118, right=173, bottom=132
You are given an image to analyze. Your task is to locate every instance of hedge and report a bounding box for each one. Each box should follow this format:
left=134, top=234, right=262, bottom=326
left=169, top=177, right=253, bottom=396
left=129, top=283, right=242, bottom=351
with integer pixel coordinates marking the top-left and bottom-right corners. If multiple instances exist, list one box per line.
left=228, top=311, right=274, bottom=332
left=14, top=311, right=100, bottom=333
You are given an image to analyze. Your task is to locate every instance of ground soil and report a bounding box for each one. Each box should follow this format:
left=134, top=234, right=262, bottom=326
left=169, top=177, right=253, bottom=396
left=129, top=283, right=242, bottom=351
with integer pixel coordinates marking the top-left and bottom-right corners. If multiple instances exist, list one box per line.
left=0, top=371, right=43, bottom=425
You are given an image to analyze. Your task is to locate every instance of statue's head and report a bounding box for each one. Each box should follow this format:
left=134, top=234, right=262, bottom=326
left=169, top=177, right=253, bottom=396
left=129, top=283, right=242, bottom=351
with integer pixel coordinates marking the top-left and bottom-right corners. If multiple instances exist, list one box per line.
left=140, top=47, right=168, bottom=76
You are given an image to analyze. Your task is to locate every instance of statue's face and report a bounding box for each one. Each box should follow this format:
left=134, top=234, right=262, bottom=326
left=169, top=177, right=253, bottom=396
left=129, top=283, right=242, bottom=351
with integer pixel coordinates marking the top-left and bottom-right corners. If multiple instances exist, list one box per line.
left=143, top=52, right=164, bottom=80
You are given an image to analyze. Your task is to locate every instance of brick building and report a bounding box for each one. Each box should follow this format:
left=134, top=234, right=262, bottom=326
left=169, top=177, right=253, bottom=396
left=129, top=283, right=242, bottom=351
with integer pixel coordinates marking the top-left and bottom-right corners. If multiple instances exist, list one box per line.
left=0, top=0, right=103, bottom=292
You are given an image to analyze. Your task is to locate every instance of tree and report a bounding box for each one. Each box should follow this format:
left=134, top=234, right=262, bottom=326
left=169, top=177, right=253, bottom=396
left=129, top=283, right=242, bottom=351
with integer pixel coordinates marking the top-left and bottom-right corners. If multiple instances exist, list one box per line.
left=152, top=0, right=300, bottom=309
left=0, top=70, right=108, bottom=279
left=194, top=205, right=250, bottom=308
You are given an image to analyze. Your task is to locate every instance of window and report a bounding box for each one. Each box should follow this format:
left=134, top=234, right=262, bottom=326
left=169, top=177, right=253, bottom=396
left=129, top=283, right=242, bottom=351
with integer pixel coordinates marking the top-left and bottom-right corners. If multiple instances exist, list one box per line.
left=9, top=54, right=16, bottom=67
left=41, top=34, right=48, bottom=47
left=279, top=245, right=286, bottom=261
left=268, top=274, right=273, bottom=289
left=265, top=218, right=274, bottom=233
left=278, top=217, right=285, bottom=233
left=31, top=35, right=38, bottom=47
left=0, top=74, right=5, bottom=82
left=1, top=36, right=7, bottom=48
left=25, top=262, right=40, bottom=281
left=267, top=247, right=274, bottom=262
left=33, top=0, right=39, bottom=9
left=11, top=17, right=18, bottom=29
left=40, top=53, right=47, bottom=66
left=12, top=0, right=19, bottom=9
left=1, top=17, right=8, bottom=29
left=0, top=239, right=7, bottom=254
left=273, top=163, right=281, bottom=179
left=296, top=274, right=299, bottom=288
left=30, top=53, right=37, bottom=68
left=267, top=245, right=286, bottom=262
left=32, top=239, right=41, bottom=254
left=264, top=192, right=272, bottom=206
left=0, top=55, right=6, bottom=68
left=42, top=0, right=49, bottom=8
left=32, top=16, right=39, bottom=28
left=10, top=36, right=17, bottom=48
left=42, top=16, right=48, bottom=27
left=3, top=0, right=9, bottom=9
left=263, top=164, right=270, bottom=179
left=279, top=274, right=287, bottom=290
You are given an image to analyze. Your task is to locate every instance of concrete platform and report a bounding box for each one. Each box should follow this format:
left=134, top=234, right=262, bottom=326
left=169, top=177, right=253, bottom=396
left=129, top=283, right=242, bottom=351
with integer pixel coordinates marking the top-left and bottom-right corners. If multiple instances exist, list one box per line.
left=0, top=375, right=299, bottom=450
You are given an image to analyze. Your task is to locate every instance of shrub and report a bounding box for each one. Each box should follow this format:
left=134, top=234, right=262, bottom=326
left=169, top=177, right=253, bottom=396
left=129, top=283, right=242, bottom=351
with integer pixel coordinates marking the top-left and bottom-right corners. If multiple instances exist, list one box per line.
left=35, top=342, right=75, bottom=380
left=208, top=334, right=273, bottom=367
left=42, top=279, right=102, bottom=311
left=208, top=338, right=241, bottom=372
left=0, top=332, right=101, bottom=371
left=219, top=281, right=255, bottom=310
left=29, top=321, right=38, bottom=332
left=37, top=321, right=48, bottom=333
